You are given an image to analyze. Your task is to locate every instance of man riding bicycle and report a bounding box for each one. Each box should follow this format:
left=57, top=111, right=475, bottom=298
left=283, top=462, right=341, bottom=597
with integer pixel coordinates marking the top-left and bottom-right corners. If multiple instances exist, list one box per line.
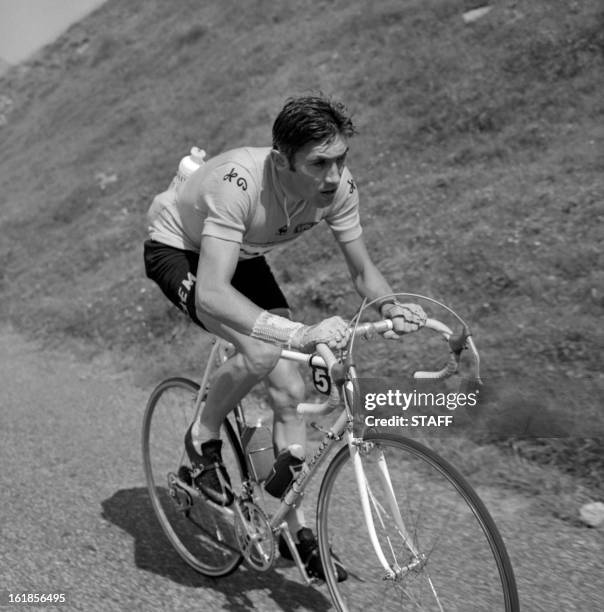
left=144, top=94, right=426, bottom=581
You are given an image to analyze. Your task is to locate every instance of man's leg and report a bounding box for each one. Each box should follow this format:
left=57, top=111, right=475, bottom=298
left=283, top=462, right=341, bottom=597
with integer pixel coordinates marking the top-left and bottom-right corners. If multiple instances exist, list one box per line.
left=263, top=354, right=348, bottom=581
left=245, top=306, right=307, bottom=533
left=263, top=356, right=307, bottom=533
left=261, top=307, right=307, bottom=455
left=190, top=313, right=283, bottom=449
left=193, top=310, right=308, bottom=533
left=193, top=311, right=344, bottom=578
left=183, top=313, right=282, bottom=505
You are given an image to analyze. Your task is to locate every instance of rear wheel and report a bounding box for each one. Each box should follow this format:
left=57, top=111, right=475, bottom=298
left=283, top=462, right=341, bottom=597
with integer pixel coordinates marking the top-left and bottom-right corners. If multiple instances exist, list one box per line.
left=317, top=432, right=518, bottom=611
left=142, top=377, right=246, bottom=577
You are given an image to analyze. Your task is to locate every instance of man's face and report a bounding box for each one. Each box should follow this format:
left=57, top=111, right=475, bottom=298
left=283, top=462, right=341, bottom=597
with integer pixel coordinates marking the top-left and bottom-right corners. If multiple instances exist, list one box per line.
left=288, top=133, right=349, bottom=207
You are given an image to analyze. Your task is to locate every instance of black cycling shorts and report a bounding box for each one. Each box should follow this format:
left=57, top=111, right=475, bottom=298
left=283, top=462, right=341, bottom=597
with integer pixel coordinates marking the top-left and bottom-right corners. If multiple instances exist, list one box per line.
left=143, top=239, right=289, bottom=329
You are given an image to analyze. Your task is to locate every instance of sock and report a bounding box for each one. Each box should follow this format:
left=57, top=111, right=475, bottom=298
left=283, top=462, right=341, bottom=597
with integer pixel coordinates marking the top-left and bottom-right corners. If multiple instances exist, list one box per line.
left=286, top=509, right=306, bottom=540
left=191, top=420, right=220, bottom=454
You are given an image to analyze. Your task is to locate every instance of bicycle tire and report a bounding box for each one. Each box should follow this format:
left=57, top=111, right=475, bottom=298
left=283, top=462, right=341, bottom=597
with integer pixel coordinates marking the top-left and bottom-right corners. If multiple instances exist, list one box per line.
left=142, top=377, right=245, bottom=577
left=317, top=432, right=519, bottom=611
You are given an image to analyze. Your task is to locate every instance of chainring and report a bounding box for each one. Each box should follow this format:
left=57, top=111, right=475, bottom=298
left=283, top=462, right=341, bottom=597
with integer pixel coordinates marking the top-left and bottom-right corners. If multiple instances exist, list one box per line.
left=234, top=500, right=275, bottom=571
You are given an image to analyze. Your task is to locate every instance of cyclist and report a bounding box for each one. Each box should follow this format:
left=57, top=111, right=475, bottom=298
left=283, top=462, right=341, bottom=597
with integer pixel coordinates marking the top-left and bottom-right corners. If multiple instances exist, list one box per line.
left=144, top=94, right=426, bottom=581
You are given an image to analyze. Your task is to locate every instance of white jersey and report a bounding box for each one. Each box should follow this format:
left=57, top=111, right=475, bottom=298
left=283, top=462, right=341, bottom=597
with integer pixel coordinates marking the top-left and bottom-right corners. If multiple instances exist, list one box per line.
left=147, top=147, right=362, bottom=260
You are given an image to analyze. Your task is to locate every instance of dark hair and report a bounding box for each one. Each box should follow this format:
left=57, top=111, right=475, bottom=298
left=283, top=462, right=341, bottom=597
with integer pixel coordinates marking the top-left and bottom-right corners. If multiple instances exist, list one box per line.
left=272, top=95, right=356, bottom=169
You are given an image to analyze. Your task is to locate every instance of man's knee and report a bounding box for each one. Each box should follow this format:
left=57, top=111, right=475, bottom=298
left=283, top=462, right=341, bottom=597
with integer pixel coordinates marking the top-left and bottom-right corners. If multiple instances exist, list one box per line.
left=239, top=341, right=282, bottom=379
left=266, top=370, right=306, bottom=411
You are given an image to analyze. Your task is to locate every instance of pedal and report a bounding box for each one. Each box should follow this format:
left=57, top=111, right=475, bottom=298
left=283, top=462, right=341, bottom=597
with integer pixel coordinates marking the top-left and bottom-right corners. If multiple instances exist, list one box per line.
left=278, top=524, right=316, bottom=585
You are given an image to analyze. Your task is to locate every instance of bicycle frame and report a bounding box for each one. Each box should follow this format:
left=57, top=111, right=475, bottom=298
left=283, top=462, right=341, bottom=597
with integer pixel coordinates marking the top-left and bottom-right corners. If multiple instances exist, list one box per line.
left=190, top=333, right=430, bottom=580
left=143, top=293, right=520, bottom=609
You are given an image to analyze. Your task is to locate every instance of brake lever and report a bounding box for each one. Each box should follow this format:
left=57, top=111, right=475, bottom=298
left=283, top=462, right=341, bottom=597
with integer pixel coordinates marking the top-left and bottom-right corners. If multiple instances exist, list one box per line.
left=413, top=324, right=481, bottom=382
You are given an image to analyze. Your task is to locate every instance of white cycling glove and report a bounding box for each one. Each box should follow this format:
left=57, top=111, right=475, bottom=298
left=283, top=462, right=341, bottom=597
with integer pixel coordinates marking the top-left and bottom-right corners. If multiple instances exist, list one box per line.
left=251, top=311, right=350, bottom=351
left=289, top=316, right=350, bottom=351
left=380, top=301, right=427, bottom=339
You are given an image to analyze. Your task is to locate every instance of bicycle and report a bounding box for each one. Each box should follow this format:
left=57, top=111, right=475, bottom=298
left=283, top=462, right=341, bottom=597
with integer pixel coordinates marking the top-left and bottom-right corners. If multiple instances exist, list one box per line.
left=142, top=294, right=519, bottom=611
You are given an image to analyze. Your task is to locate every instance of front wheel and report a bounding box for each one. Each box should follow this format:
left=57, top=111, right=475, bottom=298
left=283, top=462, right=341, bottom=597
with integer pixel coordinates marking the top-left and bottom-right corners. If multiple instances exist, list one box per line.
left=317, top=432, right=519, bottom=611
left=142, top=377, right=246, bottom=577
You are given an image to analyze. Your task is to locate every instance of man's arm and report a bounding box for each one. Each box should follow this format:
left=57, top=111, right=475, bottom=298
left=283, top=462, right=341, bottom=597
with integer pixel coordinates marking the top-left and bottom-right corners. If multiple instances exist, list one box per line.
left=337, top=236, right=395, bottom=306
left=195, top=235, right=263, bottom=334
left=338, top=236, right=426, bottom=334
left=195, top=235, right=350, bottom=349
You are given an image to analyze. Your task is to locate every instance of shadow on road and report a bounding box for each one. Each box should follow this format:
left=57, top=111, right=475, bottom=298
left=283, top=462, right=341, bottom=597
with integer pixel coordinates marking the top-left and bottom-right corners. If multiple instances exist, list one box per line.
left=101, top=488, right=332, bottom=611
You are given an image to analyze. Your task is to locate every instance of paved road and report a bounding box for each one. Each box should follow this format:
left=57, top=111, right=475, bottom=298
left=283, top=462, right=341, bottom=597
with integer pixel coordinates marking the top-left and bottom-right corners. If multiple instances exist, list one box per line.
left=1, top=327, right=603, bottom=611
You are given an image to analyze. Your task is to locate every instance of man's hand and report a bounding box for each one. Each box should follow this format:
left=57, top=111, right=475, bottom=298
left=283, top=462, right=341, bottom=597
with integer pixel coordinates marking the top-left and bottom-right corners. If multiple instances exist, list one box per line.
left=380, top=302, right=427, bottom=339
left=290, top=316, right=350, bottom=351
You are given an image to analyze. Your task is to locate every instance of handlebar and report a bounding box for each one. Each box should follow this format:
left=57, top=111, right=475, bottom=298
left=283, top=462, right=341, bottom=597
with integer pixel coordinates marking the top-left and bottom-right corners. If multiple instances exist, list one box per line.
left=354, top=317, right=453, bottom=340
left=296, top=317, right=480, bottom=418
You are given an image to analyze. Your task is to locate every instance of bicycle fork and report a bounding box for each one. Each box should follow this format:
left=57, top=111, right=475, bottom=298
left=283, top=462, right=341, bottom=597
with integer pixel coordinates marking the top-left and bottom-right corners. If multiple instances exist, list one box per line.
left=347, top=432, right=424, bottom=581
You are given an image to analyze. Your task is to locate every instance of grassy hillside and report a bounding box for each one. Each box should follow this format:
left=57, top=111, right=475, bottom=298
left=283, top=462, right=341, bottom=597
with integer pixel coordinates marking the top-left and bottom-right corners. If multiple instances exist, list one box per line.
left=0, top=59, right=10, bottom=79
left=0, top=0, right=603, bottom=479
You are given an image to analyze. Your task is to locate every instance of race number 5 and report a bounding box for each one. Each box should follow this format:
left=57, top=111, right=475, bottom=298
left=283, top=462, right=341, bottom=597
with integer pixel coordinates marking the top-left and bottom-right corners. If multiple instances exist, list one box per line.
left=312, top=366, right=331, bottom=395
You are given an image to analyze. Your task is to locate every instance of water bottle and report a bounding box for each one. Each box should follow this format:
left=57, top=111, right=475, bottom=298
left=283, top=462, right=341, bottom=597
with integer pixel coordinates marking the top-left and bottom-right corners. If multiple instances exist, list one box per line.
left=169, top=146, right=206, bottom=192
left=241, top=419, right=274, bottom=482
left=264, top=444, right=305, bottom=498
